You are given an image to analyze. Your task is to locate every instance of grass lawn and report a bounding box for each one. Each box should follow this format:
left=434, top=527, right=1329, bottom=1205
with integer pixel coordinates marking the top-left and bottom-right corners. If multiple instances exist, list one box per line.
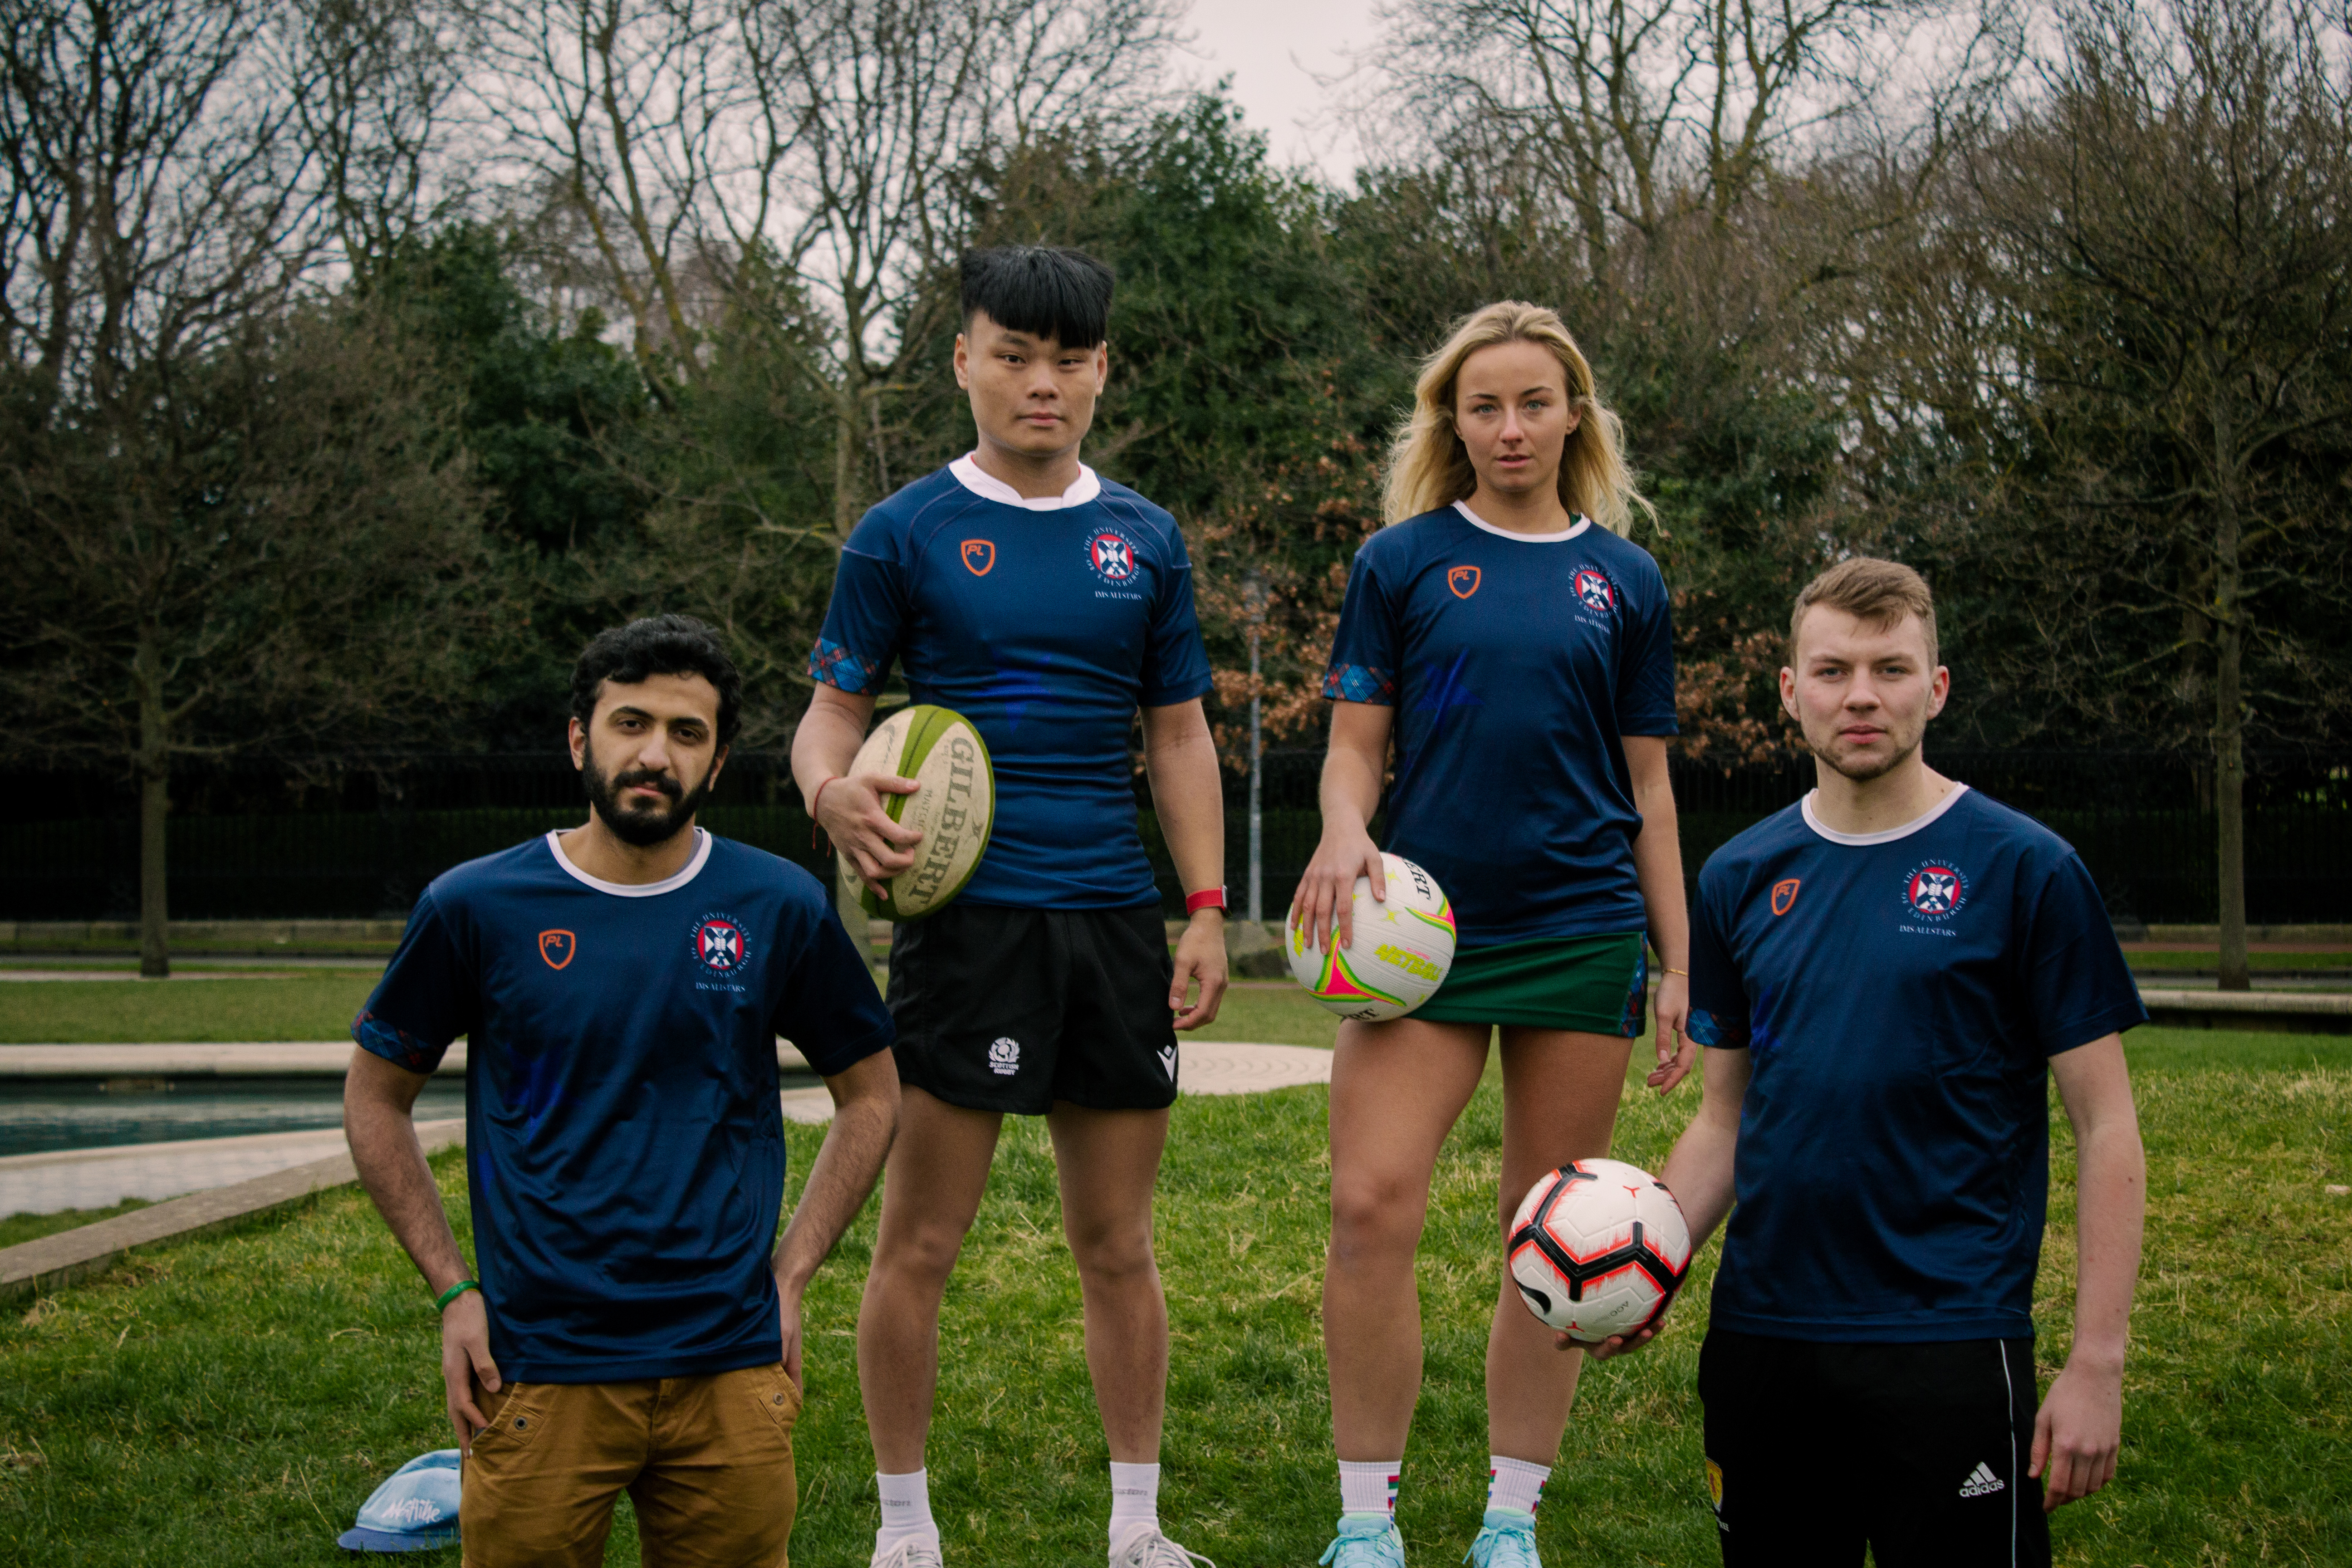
left=0, top=974, right=383, bottom=1044
left=2124, top=950, right=2352, bottom=973
left=0, top=1025, right=2346, bottom=1564
left=0, top=1199, right=152, bottom=1251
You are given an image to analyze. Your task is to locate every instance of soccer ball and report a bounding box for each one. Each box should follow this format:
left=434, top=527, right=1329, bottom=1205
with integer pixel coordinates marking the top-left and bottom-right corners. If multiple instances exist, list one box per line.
left=1508, top=1159, right=1692, bottom=1343
left=1284, top=853, right=1456, bottom=1021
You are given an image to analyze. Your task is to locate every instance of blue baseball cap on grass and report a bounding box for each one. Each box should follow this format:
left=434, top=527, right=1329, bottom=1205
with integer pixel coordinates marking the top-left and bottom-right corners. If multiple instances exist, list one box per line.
left=338, top=1448, right=461, bottom=1552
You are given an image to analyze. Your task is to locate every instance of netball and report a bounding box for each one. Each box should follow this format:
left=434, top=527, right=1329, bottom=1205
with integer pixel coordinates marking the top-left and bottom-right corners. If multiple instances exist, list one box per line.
left=1508, top=1159, right=1693, bottom=1344
left=1284, top=853, right=1457, bottom=1021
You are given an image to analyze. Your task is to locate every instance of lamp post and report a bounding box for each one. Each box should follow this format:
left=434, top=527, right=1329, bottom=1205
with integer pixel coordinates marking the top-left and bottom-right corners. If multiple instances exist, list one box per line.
left=1245, top=572, right=1265, bottom=926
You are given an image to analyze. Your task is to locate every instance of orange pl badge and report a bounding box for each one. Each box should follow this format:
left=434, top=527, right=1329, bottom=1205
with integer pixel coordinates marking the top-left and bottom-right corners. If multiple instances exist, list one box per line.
left=1447, top=564, right=1481, bottom=598
left=1770, top=879, right=1801, bottom=917
left=960, top=539, right=995, bottom=576
left=539, top=929, right=577, bottom=970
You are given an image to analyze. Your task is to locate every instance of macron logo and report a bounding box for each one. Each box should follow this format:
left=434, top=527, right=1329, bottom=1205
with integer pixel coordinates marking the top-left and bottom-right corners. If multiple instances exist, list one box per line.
left=1958, top=1462, right=2006, bottom=1498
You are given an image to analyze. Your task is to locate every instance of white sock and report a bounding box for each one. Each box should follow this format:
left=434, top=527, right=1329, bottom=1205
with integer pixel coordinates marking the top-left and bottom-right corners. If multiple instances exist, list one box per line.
left=1109, top=1461, right=1161, bottom=1546
left=1338, top=1459, right=1401, bottom=1517
left=1487, top=1455, right=1549, bottom=1516
left=876, top=1469, right=937, bottom=1554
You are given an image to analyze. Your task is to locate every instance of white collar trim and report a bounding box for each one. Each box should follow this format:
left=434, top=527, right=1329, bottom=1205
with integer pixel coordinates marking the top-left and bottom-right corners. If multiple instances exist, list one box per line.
left=1453, top=499, right=1592, bottom=542
left=951, top=451, right=1101, bottom=510
left=544, top=827, right=712, bottom=896
left=1800, top=783, right=1970, bottom=846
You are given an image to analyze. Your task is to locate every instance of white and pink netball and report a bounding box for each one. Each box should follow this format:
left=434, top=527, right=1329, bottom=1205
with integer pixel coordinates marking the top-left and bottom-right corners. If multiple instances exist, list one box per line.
left=1284, top=853, right=1456, bottom=1021
left=1508, top=1159, right=1693, bottom=1343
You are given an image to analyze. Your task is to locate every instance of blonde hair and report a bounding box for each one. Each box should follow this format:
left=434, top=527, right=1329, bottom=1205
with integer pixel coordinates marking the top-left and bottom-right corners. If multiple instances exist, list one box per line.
left=1382, top=301, right=1653, bottom=534
left=1789, top=558, right=1940, bottom=664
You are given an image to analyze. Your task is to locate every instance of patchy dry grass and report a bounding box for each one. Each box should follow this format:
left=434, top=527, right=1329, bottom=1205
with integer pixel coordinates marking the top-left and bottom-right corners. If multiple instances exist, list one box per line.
left=0, top=1029, right=2343, bottom=1564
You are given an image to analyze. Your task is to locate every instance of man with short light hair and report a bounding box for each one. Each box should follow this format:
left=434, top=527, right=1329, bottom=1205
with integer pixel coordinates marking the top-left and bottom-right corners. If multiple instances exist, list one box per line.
left=347, top=614, right=899, bottom=1568
left=1594, top=559, right=2149, bottom=1566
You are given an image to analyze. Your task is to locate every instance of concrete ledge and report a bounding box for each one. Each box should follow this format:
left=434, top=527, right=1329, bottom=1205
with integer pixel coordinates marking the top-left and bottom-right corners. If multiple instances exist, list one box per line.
left=2138, top=987, right=2352, bottom=1034
left=0, top=1118, right=465, bottom=1301
left=0, top=1042, right=814, bottom=1078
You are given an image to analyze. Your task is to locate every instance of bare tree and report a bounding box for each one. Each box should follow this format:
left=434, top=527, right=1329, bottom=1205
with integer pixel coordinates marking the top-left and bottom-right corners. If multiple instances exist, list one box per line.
left=1953, top=0, right=2352, bottom=983
left=284, top=0, right=470, bottom=273
left=456, top=0, right=1180, bottom=534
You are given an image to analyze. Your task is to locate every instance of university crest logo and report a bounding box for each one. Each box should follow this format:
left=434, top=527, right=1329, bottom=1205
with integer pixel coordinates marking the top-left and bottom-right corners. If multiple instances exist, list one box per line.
left=690, top=913, right=751, bottom=975
left=960, top=539, right=995, bottom=576
left=1086, top=529, right=1140, bottom=584
left=1903, top=863, right=1967, bottom=921
left=1447, top=564, right=1481, bottom=599
left=538, top=929, right=576, bottom=969
left=1573, top=567, right=1615, bottom=613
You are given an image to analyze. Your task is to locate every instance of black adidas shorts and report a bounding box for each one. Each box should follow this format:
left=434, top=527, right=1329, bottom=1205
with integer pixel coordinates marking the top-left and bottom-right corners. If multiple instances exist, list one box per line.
left=885, top=902, right=1179, bottom=1115
left=1699, top=1328, right=2049, bottom=1568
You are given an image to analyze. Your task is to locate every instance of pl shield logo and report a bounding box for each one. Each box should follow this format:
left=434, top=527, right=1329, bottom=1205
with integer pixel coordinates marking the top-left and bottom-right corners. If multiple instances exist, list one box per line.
left=1770, top=878, right=1801, bottom=917
left=691, top=914, right=751, bottom=975
left=1904, top=863, right=1966, bottom=921
left=1573, top=568, right=1615, bottom=613
left=960, top=539, right=995, bottom=576
left=1448, top=564, right=1482, bottom=598
left=1086, top=529, right=1140, bottom=584
left=538, top=929, right=577, bottom=969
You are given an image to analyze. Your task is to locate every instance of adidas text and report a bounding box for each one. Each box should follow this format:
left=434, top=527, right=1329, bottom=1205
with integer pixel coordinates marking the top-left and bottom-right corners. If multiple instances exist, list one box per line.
left=1957, top=1462, right=2005, bottom=1498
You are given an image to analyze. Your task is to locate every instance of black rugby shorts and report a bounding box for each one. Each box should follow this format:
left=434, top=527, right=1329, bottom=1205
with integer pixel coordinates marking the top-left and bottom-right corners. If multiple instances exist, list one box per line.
left=1698, top=1328, right=2050, bottom=1567
left=884, top=902, right=1179, bottom=1115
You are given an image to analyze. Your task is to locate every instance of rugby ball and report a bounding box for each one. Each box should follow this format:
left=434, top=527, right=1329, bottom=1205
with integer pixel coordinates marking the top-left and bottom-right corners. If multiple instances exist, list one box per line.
left=1508, top=1159, right=1692, bottom=1343
left=1284, top=853, right=1456, bottom=1021
left=842, top=704, right=994, bottom=919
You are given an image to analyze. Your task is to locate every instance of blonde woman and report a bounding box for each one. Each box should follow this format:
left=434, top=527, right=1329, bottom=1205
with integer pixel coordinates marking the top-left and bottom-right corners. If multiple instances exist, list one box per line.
left=1293, top=302, right=1694, bottom=1568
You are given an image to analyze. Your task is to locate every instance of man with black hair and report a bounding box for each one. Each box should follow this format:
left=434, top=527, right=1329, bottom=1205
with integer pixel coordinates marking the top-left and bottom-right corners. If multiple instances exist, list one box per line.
left=346, top=614, right=901, bottom=1568
left=795, top=245, right=1229, bottom=1568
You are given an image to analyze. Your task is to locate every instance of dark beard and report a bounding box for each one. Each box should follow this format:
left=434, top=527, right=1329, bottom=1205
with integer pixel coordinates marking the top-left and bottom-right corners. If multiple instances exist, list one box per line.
left=581, top=738, right=714, bottom=847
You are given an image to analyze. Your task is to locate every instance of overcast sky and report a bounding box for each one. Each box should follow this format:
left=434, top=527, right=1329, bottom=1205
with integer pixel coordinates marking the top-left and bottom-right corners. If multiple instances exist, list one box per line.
left=1176, top=0, right=1385, bottom=182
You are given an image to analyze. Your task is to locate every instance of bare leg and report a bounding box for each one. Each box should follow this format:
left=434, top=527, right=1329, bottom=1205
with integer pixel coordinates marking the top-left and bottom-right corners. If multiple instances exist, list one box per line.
left=1485, top=1027, right=1635, bottom=1462
left=857, top=1087, right=1004, bottom=1474
left=1046, top=1102, right=1174, bottom=1462
left=1323, top=1017, right=1493, bottom=1461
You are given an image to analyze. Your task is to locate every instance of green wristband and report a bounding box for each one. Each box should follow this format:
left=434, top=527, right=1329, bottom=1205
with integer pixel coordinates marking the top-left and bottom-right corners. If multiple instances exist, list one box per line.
left=434, top=1279, right=480, bottom=1312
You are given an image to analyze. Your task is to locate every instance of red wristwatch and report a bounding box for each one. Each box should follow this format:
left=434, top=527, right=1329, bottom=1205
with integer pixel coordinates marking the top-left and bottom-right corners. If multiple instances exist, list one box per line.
left=1185, top=886, right=1229, bottom=916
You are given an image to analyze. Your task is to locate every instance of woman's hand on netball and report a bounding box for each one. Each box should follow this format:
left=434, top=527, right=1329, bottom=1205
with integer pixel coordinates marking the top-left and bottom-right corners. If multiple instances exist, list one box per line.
left=816, top=773, right=923, bottom=892
left=1292, top=827, right=1385, bottom=952
left=1646, top=971, right=1697, bottom=1093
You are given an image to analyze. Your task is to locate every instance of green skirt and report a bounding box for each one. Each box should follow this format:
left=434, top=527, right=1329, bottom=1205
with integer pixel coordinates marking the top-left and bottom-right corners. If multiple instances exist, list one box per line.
left=1413, top=931, right=1647, bottom=1035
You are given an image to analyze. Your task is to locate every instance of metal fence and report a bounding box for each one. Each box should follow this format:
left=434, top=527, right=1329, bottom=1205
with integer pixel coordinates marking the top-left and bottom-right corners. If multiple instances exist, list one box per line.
left=6, top=748, right=2347, bottom=925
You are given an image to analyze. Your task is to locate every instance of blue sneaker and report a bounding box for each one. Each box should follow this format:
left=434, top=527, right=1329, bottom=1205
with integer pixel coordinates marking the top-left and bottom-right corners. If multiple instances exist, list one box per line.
left=1318, top=1512, right=1406, bottom=1568
left=1463, top=1507, right=1540, bottom=1568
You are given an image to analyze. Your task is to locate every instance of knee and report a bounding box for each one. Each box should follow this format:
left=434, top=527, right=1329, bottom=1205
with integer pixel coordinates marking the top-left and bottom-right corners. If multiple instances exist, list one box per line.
left=1066, top=1220, right=1158, bottom=1287
left=1328, top=1177, right=1423, bottom=1266
left=875, top=1215, right=970, bottom=1290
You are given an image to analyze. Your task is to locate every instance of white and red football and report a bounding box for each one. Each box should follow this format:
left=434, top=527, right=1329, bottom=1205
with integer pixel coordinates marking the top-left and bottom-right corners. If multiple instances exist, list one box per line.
left=1507, top=1158, right=1693, bottom=1344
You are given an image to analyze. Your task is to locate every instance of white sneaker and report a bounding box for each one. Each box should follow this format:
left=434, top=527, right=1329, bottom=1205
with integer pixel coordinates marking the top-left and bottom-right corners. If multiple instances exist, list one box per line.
left=1112, top=1522, right=1217, bottom=1568
left=872, top=1537, right=945, bottom=1568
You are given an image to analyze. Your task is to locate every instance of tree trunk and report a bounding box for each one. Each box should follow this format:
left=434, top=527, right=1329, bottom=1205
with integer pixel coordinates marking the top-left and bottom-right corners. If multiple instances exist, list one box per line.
left=134, top=620, right=171, bottom=979
left=2212, top=399, right=2249, bottom=992
left=833, top=359, right=867, bottom=542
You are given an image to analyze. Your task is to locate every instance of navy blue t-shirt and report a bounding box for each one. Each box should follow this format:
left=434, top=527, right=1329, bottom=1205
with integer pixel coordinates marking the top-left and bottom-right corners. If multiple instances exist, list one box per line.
left=1687, top=785, right=2146, bottom=1342
left=810, top=457, right=1215, bottom=909
left=1322, top=504, right=1678, bottom=946
left=353, top=830, right=894, bottom=1382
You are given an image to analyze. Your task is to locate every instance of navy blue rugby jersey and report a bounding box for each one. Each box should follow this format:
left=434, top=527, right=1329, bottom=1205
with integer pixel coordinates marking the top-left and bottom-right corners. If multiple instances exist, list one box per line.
left=1321, top=503, right=1677, bottom=946
left=1686, top=784, right=2146, bottom=1343
left=810, top=456, right=1214, bottom=909
left=352, top=830, right=893, bottom=1383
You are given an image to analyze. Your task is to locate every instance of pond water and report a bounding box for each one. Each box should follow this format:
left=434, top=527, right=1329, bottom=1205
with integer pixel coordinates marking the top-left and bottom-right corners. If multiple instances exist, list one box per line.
left=0, top=1078, right=468, bottom=1158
